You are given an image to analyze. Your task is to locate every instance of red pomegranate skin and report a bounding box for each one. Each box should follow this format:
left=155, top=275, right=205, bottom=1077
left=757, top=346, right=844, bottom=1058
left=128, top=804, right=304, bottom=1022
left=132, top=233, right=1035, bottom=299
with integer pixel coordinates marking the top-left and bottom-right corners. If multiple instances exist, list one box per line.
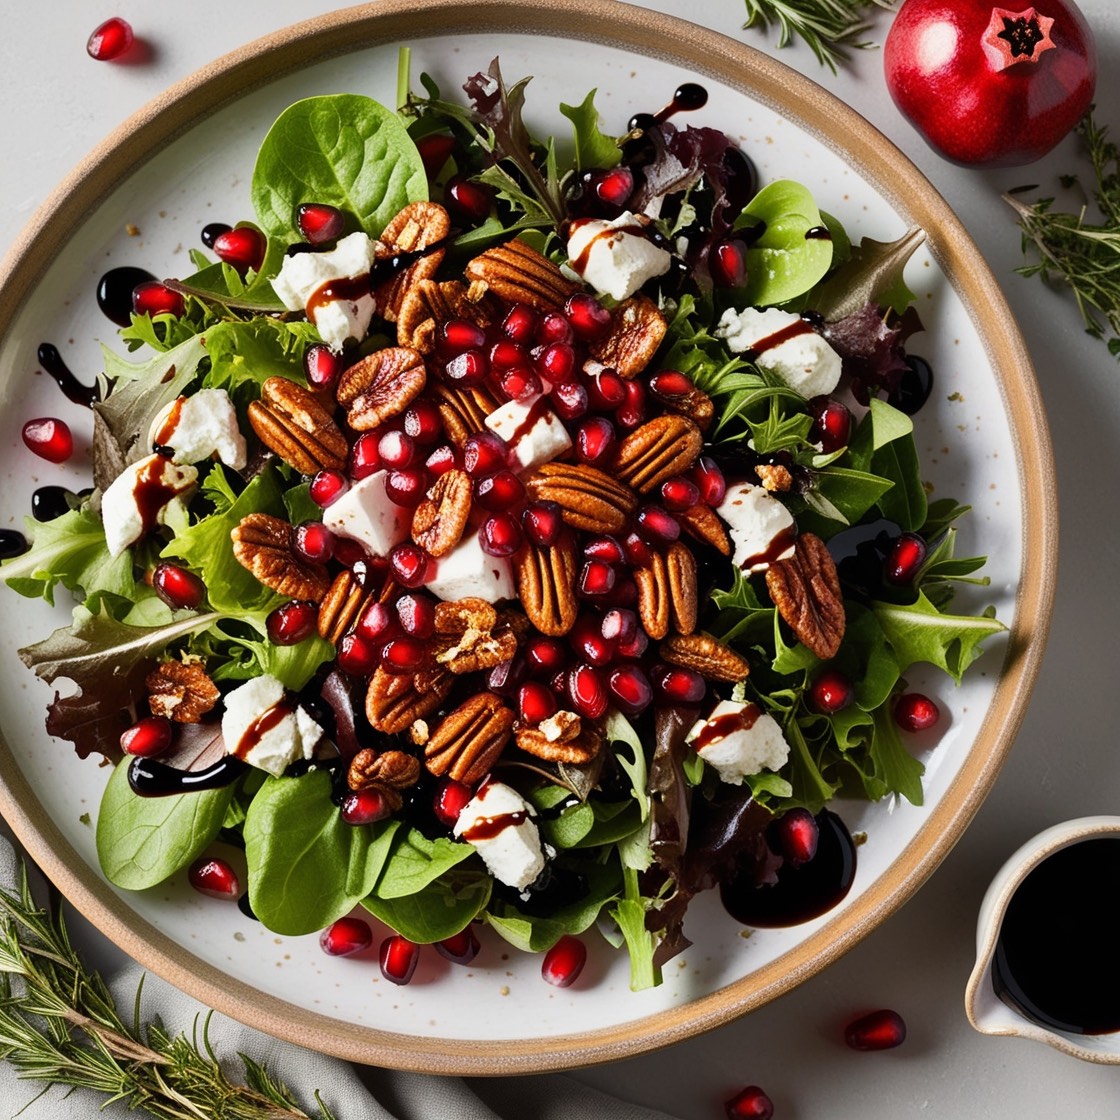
left=884, top=0, right=1097, bottom=167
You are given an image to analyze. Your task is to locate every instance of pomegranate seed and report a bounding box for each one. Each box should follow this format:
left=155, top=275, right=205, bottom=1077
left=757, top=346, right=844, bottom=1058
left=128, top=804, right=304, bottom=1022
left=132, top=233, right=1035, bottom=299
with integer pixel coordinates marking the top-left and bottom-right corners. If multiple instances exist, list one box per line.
left=433, top=778, right=474, bottom=828
left=575, top=416, right=617, bottom=466
left=491, top=338, right=528, bottom=370
left=622, top=531, right=654, bottom=568
left=319, top=915, right=372, bottom=957
left=568, top=663, right=608, bottom=719
left=541, top=935, right=587, bottom=987
left=403, top=399, right=443, bottom=445
left=775, top=807, right=819, bottom=865
left=660, top=477, right=701, bottom=512
left=293, top=520, right=335, bottom=564
left=884, top=533, right=927, bottom=585
left=537, top=311, right=574, bottom=345
left=389, top=542, right=430, bottom=588
left=380, top=636, right=427, bottom=675
left=502, top=304, right=538, bottom=344
left=435, top=926, right=480, bottom=964
left=724, top=1085, right=774, bottom=1120
left=304, top=343, right=344, bottom=389
left=380, top=935, right=421, bottom=984
left=637, top=505, right=680, bottom=545
left=337, top=632, right=380, bottom=677
left=87, top=17, right=134, bottom=61
left=584, top=367, right=627, bottom=410
left=519, top=680, right=558, bottom=724
left=583, top=536, right=626, bottom=565
left=345, top=432, right=381, bottom=479
left=463, top=431, right=508, bottom=478
left=601, top=608, right=637, bottom=644
left=522, top=501, right=564, bottom=547
left=22, top=418, right=73, bottom=464
left=525, top=636, right=568, bottom=677
left=810, top=667, right=854, bottom=714
left=845, top=1008, right=907, bottom=1051
left=296, top=203, right=346, bottom=245
left=445, top=176, right=494, bottom=222
left=616, top=626, right=649, bottom=660
left=579, top=559, right=617, bottom=598
left=475, top=470, right=526, bottom=512
left=570, top=614, right=617, bottom=665
left=616, top=379, right=646, bottom=429
left=809, top=396, right=854, bottom=453
left=479, top=513, right=523, bottom=557
left=188, top=857, right=239, bottom=900
left=309, top=469, right=348, bottom=507
left=384, top=467, right=429, bottom=508
left=378, top=429, right=416, bottom=469
left=565, top=293, right=612, bottom=339
left=595, top=166, right=635, bottom=208
left=212, top=227, right=266, bottom=274
left=416, top=133, right=456, bottom=178
left=487, top=656, right=526, bottom=696
left=501, top=365, right=543, bottom=401
left=266, top=600, right=318, bottom=645
left=608, top=664, right=653, bottom=716
left=120, top=715, right=172, bottom=758
left=649, top=370, right=694, bottom=400
left=395, top=593, right=435, bottom=638
left=537, top=341, right=577, bottom=382
left=691, top=456, right=727, bottom=507
left=426, top=443, right=460, bottom=476
left=653, top=664, right=706, bottom=705
left=438, top=319, right=487, bottom=356
left=152, top=561, right=205, bottom=609
left=711, top=238, right=748, bottom=288
left=551, top=380, right=590, bottom=420
left=894, top=692, right=940, bottom=732
left=341, top=787, right=395, bottom=825
left=132, top=281, right=185, bottom=318
left=355, top=600, right=394, bottom=642
left=444, top=348, right=489, bottom=387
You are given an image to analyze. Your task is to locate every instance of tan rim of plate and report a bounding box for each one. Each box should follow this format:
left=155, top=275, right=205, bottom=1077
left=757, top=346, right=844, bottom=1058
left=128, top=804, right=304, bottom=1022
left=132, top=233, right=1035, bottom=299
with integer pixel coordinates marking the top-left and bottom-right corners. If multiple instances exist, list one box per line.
left=0, top=0, right=1056, bottom=1075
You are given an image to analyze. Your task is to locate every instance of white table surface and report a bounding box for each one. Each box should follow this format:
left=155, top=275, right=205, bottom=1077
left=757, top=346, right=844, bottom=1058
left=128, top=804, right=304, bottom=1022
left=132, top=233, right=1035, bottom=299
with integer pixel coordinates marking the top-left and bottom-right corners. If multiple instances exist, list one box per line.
left=2, top=2, right=1120, bottom=1116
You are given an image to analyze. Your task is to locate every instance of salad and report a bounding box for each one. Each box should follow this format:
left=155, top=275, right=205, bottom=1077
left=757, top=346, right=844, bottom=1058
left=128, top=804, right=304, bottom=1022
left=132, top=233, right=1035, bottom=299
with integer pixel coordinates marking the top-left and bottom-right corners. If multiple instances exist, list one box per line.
left=1, top=53, right=1006, bottom=990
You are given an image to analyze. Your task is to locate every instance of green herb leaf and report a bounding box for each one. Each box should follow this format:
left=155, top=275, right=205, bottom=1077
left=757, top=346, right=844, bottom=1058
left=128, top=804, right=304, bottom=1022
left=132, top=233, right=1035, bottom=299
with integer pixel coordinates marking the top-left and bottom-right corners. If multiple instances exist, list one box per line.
left=813, top=227, right=925, bottom=320
left=742, top=0, right=893, bottom=74
left=868, top=704, right=925, bottom=806
left=559, top=89, right=621, bottom=171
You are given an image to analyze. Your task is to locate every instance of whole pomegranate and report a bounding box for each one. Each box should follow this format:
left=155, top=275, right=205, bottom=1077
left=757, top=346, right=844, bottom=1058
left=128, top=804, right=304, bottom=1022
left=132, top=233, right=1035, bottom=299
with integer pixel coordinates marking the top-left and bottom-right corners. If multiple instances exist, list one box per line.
left=884, top=1, right=1096, bottom=167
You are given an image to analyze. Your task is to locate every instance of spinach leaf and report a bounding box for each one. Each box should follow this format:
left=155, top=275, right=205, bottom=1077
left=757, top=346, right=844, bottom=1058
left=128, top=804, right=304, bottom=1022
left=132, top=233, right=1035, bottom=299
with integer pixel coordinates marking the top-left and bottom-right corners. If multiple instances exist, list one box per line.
left=251, top=95, right=427, bottom=243
left=363, top=869, right=491, bottom=943
left=373, top=828, right=475, bottom=899
left=244, top=770, right=398, bottom=935
left=96, top=758, right=234, bottom=890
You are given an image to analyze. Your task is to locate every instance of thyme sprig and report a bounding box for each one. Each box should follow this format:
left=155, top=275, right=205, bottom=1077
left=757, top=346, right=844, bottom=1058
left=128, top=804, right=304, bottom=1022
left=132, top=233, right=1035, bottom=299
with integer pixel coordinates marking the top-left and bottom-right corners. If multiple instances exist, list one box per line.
left=1005, top=112, right=1120, bottom=358
left=741, top=0, right=897, bottom=73
left=0, top=866, right=335, bottom=1120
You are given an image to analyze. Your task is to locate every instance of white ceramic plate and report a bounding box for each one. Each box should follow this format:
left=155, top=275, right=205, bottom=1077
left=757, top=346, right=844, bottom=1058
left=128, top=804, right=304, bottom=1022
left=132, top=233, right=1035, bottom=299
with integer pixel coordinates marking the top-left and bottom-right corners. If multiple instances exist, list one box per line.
left=0, top=0, right=1054, bottom=1073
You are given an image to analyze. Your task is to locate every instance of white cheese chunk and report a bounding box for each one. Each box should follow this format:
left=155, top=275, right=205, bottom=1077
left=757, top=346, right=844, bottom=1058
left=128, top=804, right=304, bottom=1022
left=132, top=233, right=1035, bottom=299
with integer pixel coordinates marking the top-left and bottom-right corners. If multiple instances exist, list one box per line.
left=426, top=532, right=516, bottom=603
left=270, top=231, right=378, bottom=352
left=715, top=306, right=841, bottom=398
left=716, top=480, right=797, bottom=574
left=686, top=699, right=790, bottom=786
left=221, top=674, right=323, bottom=778
left=101, top=454, right=198, bottom=557
left=454, top=780, right=545, bottom=890
left=484, top=394, right=572, bottom=473
left=321, top=471, right=410, bottom=558
left=566, top=212, right=672, bottom=301
left=148, top=389, right=247, bottom=470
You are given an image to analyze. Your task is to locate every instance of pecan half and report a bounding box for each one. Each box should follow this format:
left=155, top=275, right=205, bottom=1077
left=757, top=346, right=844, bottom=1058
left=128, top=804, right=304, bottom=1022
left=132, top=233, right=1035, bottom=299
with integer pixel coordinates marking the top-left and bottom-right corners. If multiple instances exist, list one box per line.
left=514, top=532, right=579, bottom=636
left=374, top=201, right=451, bottom=323
left=429, top=381, right=499, bottom=447
left=765, top=532, right=845, bottom=659
left=336, top=346, right=426, bottom=431
left=634, top=551, right=670, bottom=640
left=366, top=664, right=454, bottom=735
left=247, top=377, right=348, bottom=475
left=411, top=468, right=472, bottom=558
left=347, top=747, right=422, bottom=793
left=666, top=540, right=698, bottom=635
left=397, top=278, right=495, bottom=353
left=317, top=570, right=373, bottom=644
left=525, top=462, right=637, bottom=534
left=660, top=633, right=751, bottom=683
left=516, top=717, right=603, bottom=765
left=587, top=295, right=667, bottom=379
left=677, top=503, right=732, bottom=556
left=231, top=513, right=330, bottom=601
left=145, top=660, right=219, bottom=723
left=613, top=415, right=704, bottom=493
left=464, top=239, right=579, bottom=311
left=424, top=692, right=516, bottom=784
left=435, top=625, right=518, bottom=675
left=434, top=597, right=499, bottom=634
left=648, top=376, right=715, bottom=432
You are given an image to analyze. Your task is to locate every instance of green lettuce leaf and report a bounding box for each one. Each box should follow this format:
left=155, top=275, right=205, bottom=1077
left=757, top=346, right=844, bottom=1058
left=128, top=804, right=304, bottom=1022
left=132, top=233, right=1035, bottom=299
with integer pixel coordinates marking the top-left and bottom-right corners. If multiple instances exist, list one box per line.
left=373, top=828, right=475, bottom=900
left=363, top=868, right=491, bottom=943
left=559, top=89, right=621, bottom=171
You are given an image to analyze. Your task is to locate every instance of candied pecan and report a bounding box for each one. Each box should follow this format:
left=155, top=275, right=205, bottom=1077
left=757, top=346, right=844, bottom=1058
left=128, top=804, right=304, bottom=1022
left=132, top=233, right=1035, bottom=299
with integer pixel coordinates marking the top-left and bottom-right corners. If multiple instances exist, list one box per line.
left=677, top=503, right=732, bottom=556
left=587, top=294, right=667, bottom=379
left=434, top=597, right=498, bottom=635
left=515, top=720, right=603, bottom=765
left=660, top=633, right=751, bottom=683
left=424, top=692, right=516, bottom=784
left=435, top=626, right=518, bottom=675
left=464, top=239, right=579, bottom=311
left=397, top=278, right=495, bottom=353
left=514, top=532, right=579, bottom=637
left=665, top=541, right=698, bottom=635
left=247, top=377, right=348, bottom=475
left=756, top=463, right=793, bottom=492
left=375, top=201, right=451, bottom=322
left=613, top=415, right=704, bottom=493
left=145, top=660, right=219, bottom=723
left=347, top=747, right=422, bottom=793
left=366, top=664, right=454, bottom=735
left=648, top=377, right=715, bottom=432
left=765, top=532, right=845, bottom=659
left=429, top=381, right=499, bottom=447
left=336, top=346, right=426, bottom=431
left=317, top=570, right=373, bottom=644
left=411, top=468, right=472, bottom=558
left=231, top=513, right=330, bottom=601
left=634, top=551, right=671, bottom=640
left=525, top=462, right=638, bottom=534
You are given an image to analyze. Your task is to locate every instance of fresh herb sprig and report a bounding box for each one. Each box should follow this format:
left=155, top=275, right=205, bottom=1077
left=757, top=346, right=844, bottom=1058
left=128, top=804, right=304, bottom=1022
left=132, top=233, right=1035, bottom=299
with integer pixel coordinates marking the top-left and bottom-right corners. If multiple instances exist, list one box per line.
left=0, top=865, right=335, bottom=1120
left=742, top=0, right=896, bottom=73
left=1006, top=112, right=1120, bottom=358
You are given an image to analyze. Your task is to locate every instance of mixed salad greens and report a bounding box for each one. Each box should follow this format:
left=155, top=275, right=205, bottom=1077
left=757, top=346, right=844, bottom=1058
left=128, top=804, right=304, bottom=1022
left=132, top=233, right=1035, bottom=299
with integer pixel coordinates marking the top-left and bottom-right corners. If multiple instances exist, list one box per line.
left=2, top=52, right=1006, bottom=989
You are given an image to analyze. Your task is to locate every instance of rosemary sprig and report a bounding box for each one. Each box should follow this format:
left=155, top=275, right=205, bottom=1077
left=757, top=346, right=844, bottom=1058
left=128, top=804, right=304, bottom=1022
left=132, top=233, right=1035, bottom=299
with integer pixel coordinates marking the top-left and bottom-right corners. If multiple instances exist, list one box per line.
left=0, top=866, right=336, bottom=1120
left=741, top=0, right=897, bottom=73
left=1005, top=112, right=1120, bottom=358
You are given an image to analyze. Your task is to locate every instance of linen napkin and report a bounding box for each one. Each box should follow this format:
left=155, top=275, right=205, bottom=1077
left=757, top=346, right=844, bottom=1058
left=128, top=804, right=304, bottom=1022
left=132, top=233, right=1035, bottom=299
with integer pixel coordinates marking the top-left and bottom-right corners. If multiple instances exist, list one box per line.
left=0, top=833, right=680, bottom=1120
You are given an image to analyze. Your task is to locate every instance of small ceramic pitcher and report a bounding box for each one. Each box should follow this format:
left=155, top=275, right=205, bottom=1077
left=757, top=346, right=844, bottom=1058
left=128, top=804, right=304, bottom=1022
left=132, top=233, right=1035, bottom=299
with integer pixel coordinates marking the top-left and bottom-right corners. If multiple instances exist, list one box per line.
left=966, top=815, right=1120, bottom=1064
